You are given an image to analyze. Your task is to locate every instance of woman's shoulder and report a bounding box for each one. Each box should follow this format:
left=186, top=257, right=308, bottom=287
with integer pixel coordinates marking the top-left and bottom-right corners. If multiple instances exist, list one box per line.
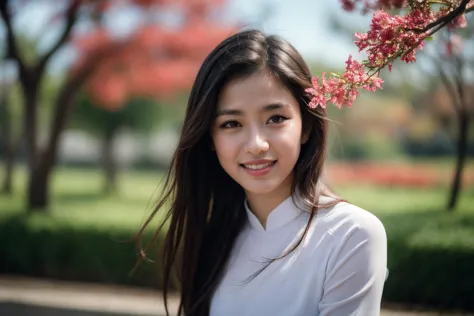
left=315, top=198, right=386, bottom=240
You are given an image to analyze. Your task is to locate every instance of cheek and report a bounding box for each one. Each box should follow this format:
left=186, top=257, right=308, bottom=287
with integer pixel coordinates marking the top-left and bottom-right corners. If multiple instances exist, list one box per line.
left=271, top=122, right=303, bottom=151
left=212, top=134, right=239, bottom=164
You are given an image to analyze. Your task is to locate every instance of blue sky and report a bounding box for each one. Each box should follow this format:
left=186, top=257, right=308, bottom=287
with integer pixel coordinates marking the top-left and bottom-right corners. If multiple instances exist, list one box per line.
left=226, top=0, right=370, bottom=64
left=1, top=0, right=372, bottom=75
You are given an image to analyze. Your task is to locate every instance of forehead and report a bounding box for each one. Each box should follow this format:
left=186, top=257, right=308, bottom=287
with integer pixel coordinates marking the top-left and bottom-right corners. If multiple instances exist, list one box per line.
left=217, top=71, right=298, bottom=110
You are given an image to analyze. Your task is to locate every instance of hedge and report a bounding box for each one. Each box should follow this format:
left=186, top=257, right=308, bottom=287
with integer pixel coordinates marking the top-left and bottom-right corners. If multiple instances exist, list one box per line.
left=381, top=211, right=474, bottom=310
left=0, top=214, right=164, bottom=289
left=1, top=210, right=473, bottom=311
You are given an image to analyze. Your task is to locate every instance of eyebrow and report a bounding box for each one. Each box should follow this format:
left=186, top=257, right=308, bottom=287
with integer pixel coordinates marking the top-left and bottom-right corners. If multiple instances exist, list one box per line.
left=215, top=102, right=289, bottom=117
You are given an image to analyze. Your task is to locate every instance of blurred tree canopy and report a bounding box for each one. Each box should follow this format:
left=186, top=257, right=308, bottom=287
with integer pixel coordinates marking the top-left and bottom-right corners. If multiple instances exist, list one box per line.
left=0, top=0, right=235, bottom=210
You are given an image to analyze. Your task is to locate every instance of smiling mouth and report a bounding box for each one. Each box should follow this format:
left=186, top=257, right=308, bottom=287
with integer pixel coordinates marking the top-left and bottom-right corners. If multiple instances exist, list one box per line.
left=240, top=161, right=276, bottom=170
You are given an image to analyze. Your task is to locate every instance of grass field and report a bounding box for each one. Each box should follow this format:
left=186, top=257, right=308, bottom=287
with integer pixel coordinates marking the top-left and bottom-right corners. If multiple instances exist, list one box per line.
left=0, top=167, right=165, bottom=229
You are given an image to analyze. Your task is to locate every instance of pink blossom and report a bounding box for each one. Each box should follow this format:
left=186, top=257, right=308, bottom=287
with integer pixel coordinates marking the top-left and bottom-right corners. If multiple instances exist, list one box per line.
left=305, top=75, right=327, bottom=108
left=306, top=55, right=384, bottom=109
left=449, top=14, right=467, bottom=29
left=354, top=9, right=432, bottom=69
left=320, top=0, right=470, bottom=110
left=341, top=0, right=356, bottom=11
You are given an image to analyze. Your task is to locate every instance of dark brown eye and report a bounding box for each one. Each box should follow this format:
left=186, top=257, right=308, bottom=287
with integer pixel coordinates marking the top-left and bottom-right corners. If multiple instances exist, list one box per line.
left=267, top=115, right=288, bottom=124
left=221, top=120, right=241, bottom=128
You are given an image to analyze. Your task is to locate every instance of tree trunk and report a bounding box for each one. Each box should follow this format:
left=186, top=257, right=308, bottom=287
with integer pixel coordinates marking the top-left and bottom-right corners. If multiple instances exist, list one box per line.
left=102, top=130, right=118, bottom=195
left=1, top=148, right=14, bottom=195
left=19, top=22, right=115, bottom=210
left=1, top=92, right=13, bottom=195
left=0, top=1, right=81, bottom=210
left=23, top=81, right=49, bottom=211
left=447, top=110, right=469, bottom=211
left=23, top=84, right=39, bottom=173
left=27, top=78, right=79, bottom=210
left=27, top=161, right=50, bottom=210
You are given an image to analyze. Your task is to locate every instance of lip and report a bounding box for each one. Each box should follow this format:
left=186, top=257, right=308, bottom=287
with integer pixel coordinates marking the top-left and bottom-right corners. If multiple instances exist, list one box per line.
left=240, top=159, right=276, bottom=177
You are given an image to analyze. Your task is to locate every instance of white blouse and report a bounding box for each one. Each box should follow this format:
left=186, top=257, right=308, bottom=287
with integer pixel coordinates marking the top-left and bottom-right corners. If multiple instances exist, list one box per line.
left=210, top=195, right=388, bottom=316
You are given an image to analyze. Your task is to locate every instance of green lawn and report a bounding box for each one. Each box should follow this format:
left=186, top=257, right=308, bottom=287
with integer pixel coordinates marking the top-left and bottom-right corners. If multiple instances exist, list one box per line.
left=0, top=167, right=166, bottom=230
left=338, top=184, right=474, bottom=215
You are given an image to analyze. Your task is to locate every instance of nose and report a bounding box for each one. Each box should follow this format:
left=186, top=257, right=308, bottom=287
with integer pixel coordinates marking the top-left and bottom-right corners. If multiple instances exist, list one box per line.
left=245, top=127, right=269, bottom=156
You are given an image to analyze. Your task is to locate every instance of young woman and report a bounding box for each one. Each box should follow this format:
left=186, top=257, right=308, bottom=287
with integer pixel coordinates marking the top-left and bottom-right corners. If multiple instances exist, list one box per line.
left=137, top=29, right=388, bottom=316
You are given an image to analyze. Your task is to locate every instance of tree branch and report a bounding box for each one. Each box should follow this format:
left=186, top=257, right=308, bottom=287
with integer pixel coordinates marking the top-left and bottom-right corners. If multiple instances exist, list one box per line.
left=39, top=42, right=125, bottom=170
left=36, top=1, right=80, bottom=74
left=367, top=0, right=472, bottom=79
left=453, top=53, right=466, bottom=114
left=418, top=0, right=470, bottom=33
left=0, top=1, right=27, bottom=81
left=466, top=4, right=474, bottom=14
left=435, top=56, right=461, bottom=112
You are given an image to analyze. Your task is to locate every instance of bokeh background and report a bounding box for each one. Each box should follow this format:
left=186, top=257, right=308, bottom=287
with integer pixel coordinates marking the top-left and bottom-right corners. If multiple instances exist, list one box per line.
left=0, top=0, right=473, bottom=315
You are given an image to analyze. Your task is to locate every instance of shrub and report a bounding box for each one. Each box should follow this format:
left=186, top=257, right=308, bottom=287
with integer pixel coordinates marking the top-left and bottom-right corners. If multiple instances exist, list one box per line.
left=380, top=211, right=474, bottom=310
left=0, top=214, right=166, bottom=289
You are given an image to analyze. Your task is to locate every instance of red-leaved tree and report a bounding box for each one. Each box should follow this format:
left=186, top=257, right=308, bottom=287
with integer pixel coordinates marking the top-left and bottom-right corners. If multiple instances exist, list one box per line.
left=71, top=5, right=235, bottom=194
left=0, top=0, right=233, bottom=210
left=312, top=0, right=473, bottom=210
left=74, top=23, right=233, bottom=109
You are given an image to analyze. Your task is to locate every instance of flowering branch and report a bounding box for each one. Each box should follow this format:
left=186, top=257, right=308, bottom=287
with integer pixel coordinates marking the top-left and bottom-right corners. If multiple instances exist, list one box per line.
left=416, top=0, right=470, bottom=32
left=306, top=0, right=473, bottom=109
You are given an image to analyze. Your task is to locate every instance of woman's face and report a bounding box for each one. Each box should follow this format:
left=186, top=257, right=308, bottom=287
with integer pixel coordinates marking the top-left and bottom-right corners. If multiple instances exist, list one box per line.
left=211, top=70, right=307, bottom=199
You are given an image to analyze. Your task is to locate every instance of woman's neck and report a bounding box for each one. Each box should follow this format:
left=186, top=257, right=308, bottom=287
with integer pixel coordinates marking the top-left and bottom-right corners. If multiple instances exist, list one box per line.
left=245, top=176, right=293, bottom=229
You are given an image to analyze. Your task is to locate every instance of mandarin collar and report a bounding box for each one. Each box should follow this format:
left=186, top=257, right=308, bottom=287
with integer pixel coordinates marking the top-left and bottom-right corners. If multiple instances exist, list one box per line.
left=244, top=194, right=303, bottom=232
left=244, top=193, right=336, bottom=232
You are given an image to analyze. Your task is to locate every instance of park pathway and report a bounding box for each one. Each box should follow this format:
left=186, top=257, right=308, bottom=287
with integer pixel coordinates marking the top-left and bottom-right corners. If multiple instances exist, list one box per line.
left=0, top=276, right=468, bottom=316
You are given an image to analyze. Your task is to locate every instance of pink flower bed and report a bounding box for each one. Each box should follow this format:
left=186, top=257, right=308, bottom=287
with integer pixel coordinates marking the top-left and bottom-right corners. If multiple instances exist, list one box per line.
left=325, top=162, right=474, bottom=188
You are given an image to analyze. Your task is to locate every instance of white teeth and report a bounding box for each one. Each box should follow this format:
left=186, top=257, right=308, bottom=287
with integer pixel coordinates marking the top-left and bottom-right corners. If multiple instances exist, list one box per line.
left=243, top=162, right=274, bottom=170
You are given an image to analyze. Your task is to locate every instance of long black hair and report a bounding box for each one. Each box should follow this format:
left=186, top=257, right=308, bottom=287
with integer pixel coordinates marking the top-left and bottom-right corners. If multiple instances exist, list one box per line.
left=135, top=29, right=342, bottom=316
